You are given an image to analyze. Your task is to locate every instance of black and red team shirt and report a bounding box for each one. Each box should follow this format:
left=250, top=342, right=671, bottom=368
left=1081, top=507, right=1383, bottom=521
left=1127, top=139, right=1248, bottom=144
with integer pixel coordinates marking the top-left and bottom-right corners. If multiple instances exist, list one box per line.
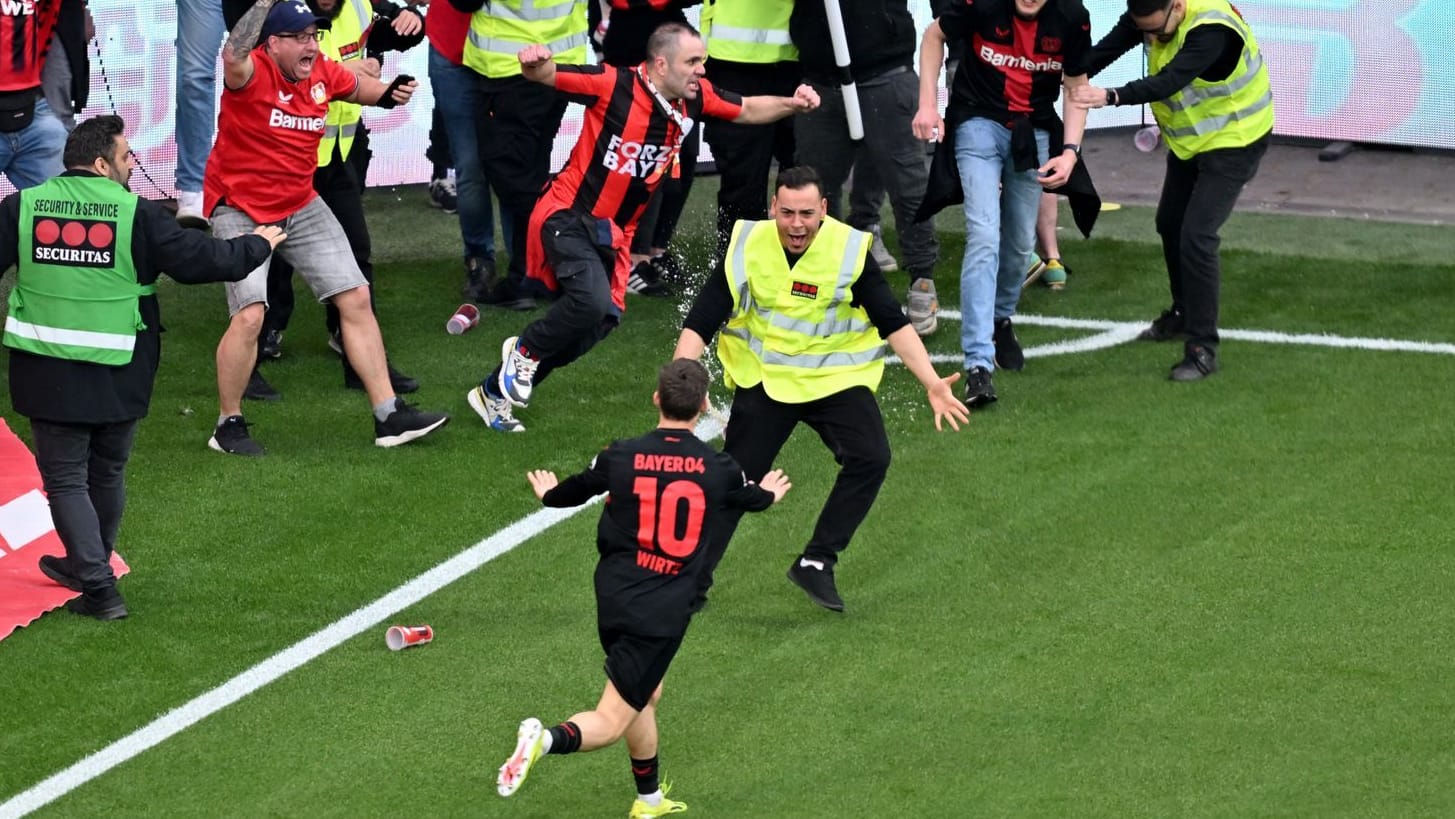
left=0, top=0, right=61, bottom=92
left=939, top=0, right=1091, bottom=127
left=541, top=428, right=774, bottom=636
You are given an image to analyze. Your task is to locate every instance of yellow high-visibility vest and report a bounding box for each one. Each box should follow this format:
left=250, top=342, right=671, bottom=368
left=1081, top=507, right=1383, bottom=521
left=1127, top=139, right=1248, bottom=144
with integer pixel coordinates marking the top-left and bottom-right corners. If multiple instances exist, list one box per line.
left=1149, top=0, right=1274, bottom=160
left=317, top=0, right=371, bottom=166
left=702, top=0, right=797, bottom=64
left=462, top=0, right=588, bottom=80
left=718, top=217, right=884, bottom=404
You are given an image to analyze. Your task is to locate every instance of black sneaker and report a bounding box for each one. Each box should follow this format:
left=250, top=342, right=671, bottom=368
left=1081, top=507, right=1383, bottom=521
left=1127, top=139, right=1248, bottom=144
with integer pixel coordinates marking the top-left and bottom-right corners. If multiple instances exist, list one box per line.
left=963, top=366, right=997, bottom=409
left=209, top=415, right=265, bottom=456
left=428, top=176, right=458, bottom=214
left=244, top=367, right=281, bottom=402
left=463, top=255, right=498, bottom=303
left=259, top=328, right=284, bottom=360
left=626, top=259, right=669, bottom=297
left=993, top=317, right=1024, bottom=372
left=1138, top=307, right=1186, bottom=341
left=480, top=280, right=538, bottom=311
left=374, top=398, right=450, bottom=448
left=1169, top=343, right=1219, bottom=382
left=343, top=361, right=419, bottom=394
left=39, top=554, right=83, bottom=592
left=65, top=586, right=128, bottom=621
left=787, top=557, right=845, bottom=612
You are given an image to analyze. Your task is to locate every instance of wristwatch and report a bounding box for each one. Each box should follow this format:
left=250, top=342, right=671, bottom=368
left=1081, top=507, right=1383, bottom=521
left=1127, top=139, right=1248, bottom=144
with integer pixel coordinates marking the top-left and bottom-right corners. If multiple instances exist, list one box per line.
left=1062, top=143, right=1081, bottom=157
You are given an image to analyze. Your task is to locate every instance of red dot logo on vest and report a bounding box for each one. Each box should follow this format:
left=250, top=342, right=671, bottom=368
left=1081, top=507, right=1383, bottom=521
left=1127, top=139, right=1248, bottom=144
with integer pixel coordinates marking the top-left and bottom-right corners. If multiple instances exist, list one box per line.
left=30, top=217, right=117, bottom=267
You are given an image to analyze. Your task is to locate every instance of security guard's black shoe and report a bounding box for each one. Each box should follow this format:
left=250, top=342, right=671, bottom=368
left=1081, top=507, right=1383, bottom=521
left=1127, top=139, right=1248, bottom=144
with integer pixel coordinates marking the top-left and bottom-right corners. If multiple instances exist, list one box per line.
left=66, top=586, right=128, bottom=621
left=1170, top=344, right=1219, bottom=382
left=1138, top=307, right=1186, bottom=341
left=787, top=557, right=845, bottom=612
left=243, top=367, right=281, bottom=402
left=993, top=318, right=1024, bottom=372
left=39, top=554, right=83, bottom=592
left=343, top=360, right=419, bottom=394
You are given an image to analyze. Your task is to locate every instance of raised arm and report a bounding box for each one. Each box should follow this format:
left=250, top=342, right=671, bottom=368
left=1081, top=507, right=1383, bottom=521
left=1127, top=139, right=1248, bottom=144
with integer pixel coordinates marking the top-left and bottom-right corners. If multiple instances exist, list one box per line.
left=518, top=44, right=558, bottom=87
left=222, top=0, right=276, bottom=90
left=733, top=84, right=819, bottom=125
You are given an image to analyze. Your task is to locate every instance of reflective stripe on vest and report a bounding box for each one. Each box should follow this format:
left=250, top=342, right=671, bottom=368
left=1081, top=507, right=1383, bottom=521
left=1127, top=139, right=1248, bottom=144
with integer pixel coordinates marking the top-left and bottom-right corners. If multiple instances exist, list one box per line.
left=717, top=218, right=883, bottom=403
left=702, top=0, right=797, bottom=63
left=1148, top=0, right=1274, bottom=159
left=5, top=175, right=150, bottom=366
left=317, top=0, right=370, bottom=165
left=462, top=0, right=588, bottom=79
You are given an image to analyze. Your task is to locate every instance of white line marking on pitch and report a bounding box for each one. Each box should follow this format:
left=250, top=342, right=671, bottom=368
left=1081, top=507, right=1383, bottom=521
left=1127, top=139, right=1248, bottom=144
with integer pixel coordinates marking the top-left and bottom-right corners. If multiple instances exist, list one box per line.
left=6, top=312, right=1448, bottom=816
left=0, top=501, right=602, bottom=818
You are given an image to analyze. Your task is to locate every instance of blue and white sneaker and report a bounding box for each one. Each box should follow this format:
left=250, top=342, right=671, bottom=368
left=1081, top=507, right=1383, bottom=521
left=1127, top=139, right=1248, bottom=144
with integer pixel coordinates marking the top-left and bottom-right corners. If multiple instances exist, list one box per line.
left=468, top=385, right=524, bottom=433
left=497, top=336, right=539, bottom=407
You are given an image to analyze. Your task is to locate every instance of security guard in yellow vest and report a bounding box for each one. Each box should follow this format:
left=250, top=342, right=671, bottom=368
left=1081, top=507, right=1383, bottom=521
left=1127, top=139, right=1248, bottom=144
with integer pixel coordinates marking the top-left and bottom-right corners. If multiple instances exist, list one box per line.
left=700, top=0, right=801, bottom=252
left=673, top=166, right=967, bottom=613
left=254, top=0, right=425, bottom=400
left=0, top=116, right=282, bottom=619
left=455, top=0, right=589, bottom=310
left=1074, top=0, right=1274, bottom=381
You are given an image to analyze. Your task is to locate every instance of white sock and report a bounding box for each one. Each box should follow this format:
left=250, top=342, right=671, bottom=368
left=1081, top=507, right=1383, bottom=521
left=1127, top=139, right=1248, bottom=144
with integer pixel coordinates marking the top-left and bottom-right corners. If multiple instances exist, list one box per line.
left=539, top=729, right=554, bottom=753
left=637, top=789, right=662, bottom=806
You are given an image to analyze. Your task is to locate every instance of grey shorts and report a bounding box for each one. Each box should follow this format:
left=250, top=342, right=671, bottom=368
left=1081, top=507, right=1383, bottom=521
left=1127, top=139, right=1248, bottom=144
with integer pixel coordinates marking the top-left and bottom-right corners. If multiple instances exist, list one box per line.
left=211, top=197, right=367, bottom=316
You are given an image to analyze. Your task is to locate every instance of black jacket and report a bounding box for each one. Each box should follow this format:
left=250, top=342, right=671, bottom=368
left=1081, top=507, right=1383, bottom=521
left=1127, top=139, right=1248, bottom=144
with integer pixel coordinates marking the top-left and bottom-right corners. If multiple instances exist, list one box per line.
left=790, top=0, right=917, bottom=85
left=1, top=172, right=273, bottom=424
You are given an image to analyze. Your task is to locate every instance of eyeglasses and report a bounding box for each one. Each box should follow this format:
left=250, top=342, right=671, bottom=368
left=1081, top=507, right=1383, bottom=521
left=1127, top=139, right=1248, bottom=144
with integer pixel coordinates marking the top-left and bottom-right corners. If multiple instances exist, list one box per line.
left=1135, top=0, right=1176, bottom=36
left=273, top=29, right=324, bottom=43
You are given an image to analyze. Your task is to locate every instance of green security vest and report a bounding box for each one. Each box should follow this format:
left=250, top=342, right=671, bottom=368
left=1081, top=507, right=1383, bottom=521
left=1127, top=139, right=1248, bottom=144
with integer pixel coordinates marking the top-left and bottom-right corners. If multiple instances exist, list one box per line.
left=718, top=217, right=884, bottom=404
left=317, top=0, right=370, bottom=166
left=1148, top=0, right=1274, bottom=160
left=462, top=0, right=588, bottom=80
left=5, top=175, right=151, bottom=366
left=702, top=0, right=797, bottom=64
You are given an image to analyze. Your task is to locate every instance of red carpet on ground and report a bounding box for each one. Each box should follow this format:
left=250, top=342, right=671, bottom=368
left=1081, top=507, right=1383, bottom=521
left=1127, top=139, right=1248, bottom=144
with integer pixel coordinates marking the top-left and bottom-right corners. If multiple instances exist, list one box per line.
left=0, top=418, right=129, bottom=640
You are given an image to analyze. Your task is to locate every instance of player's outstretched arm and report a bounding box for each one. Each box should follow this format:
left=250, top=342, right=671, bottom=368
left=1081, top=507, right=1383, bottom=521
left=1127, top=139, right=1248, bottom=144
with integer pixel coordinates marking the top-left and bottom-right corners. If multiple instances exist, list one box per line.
left=734, top=84, right=820, bottom=125
left=526, top=469, right=559, bottom=500
left=756, top=469, right=792, bottom=504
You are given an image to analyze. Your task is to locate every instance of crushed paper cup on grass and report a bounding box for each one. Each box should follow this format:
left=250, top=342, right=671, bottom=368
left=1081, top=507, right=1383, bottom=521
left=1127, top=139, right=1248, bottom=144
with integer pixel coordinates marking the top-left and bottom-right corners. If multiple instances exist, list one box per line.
left=386, top=624, right=434, bottom=651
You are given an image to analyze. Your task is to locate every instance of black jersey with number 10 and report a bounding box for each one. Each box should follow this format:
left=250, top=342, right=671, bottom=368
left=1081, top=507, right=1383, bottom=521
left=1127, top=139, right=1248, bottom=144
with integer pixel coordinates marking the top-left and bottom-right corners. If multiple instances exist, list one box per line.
left=541, top=428, right=774, bottom=635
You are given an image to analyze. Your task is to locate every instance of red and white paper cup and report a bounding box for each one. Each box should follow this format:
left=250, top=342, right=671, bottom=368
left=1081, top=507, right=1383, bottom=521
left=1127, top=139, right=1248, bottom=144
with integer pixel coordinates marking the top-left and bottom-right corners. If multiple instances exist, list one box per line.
left=385, top=624, right=434, bottom=651
left=446, top=303, right=480, bottom=335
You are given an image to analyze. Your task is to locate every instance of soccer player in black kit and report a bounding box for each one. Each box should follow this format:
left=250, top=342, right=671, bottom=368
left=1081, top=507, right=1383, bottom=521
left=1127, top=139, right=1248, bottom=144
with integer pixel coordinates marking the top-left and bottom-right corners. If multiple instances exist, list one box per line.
left=496, top=359, right=791, bottom=818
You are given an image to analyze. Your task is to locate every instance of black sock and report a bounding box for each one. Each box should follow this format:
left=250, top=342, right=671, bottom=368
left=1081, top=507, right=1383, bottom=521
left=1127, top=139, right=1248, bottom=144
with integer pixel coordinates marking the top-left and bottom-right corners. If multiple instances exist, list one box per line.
left=431, top=163, right=449, bottom=180
left=547, top=721, right=581, bottom=755
left=631, top=755, right=659, bottom=795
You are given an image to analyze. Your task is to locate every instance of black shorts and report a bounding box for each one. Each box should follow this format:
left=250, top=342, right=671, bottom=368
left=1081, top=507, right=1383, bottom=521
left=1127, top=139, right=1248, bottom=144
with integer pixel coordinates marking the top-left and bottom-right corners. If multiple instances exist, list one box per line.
left=598, top=627, right=684, bottom=711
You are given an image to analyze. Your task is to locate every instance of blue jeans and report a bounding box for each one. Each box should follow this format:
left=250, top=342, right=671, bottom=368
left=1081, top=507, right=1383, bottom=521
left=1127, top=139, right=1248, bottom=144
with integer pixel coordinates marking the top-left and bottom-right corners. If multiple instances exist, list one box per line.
left=428, top=47, right=497, bottom=259
left=0, top=97, right=65, bottom=189
left=954, top=117, right=1048, bottom=372
left=174, top=0, right=225, bottom=194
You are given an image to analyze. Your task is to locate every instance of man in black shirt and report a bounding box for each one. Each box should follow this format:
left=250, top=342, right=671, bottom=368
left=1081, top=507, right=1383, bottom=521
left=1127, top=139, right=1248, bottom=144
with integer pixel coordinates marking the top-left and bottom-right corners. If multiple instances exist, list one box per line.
left=674, top=166, right=968, bottom=614
left=1071, top=0, right=1274, bottom=381
left=496, top=359, right=790, bottom=818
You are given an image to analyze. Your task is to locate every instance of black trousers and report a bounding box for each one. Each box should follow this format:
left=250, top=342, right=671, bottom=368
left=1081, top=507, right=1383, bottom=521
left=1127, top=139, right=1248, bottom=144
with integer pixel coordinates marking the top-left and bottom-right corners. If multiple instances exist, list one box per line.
left=1156, top=135, right=1269, bottom=349
left=489, top=210, right=618, bottom=391
left=703, top=60, right=799, bottom=252
left=476, top=77, right=569, bottom=291
left=696, top=384, right=891, bottom=596
left=262, top=136, right=375, bottom=341
left=30, top=418, right=138, bottom=592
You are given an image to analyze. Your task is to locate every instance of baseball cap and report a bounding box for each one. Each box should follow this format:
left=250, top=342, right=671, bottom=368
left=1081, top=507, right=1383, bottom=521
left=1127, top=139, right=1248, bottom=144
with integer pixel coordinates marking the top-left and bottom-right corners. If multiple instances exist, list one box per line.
left=260, top=1, right=330, bottom=41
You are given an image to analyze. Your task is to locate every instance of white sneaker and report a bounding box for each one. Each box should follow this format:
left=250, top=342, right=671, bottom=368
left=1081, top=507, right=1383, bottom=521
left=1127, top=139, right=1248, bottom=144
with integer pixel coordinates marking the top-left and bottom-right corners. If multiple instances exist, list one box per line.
left=497, top=717, right=545, bottom=797
left=905, top=279, right=939, bottom=336
left=867, top=224, right=899, bottom=272
left=176, top=190, right=207, bottom=228
left=467, top=385, right=525, bottom=433
left=497, top=336, right=539, bottom=407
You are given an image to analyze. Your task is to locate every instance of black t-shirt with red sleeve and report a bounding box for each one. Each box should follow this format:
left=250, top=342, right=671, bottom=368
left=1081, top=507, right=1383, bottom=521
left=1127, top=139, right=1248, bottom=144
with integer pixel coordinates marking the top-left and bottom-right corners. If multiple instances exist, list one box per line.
left=940, top=0, right=1091, bottom=127
left=541, top=428, right=774, bottom=636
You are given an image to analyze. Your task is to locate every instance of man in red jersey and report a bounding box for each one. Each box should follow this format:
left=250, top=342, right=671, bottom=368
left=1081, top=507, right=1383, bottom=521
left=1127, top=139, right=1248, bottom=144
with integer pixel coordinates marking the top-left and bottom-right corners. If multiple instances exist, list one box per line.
left=202, top=0, right=448, bottom=456
left=0, top=0, right=64, bottom=189
left=466, top=21, right=820, bottom=434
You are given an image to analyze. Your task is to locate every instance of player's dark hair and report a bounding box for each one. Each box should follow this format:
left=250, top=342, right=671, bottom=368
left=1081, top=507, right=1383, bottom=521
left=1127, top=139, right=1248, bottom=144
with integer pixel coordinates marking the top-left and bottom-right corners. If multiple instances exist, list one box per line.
left=775, top=165, right=824, bottom=199
left=647, top=21, right=701, bottom=62
left=64, top=115, right=126, bottom=170
left=658, top=359, right=710, bottom=421
left=1128, top=0, right=1173, bottom=17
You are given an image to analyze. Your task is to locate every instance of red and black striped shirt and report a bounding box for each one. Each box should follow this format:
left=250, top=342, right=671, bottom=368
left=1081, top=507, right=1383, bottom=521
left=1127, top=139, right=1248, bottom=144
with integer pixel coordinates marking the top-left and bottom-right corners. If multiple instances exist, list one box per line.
left=541, top=62, right=742, bottom=230
left=940, top=0, right=1090, bottom=127
left=0, top=0, right=60, bottom=92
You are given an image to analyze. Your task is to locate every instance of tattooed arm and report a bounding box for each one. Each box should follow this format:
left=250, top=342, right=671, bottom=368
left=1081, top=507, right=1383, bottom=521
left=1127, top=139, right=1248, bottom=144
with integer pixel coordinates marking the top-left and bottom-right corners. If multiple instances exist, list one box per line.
left=222, top=0, right=277, bottom=90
